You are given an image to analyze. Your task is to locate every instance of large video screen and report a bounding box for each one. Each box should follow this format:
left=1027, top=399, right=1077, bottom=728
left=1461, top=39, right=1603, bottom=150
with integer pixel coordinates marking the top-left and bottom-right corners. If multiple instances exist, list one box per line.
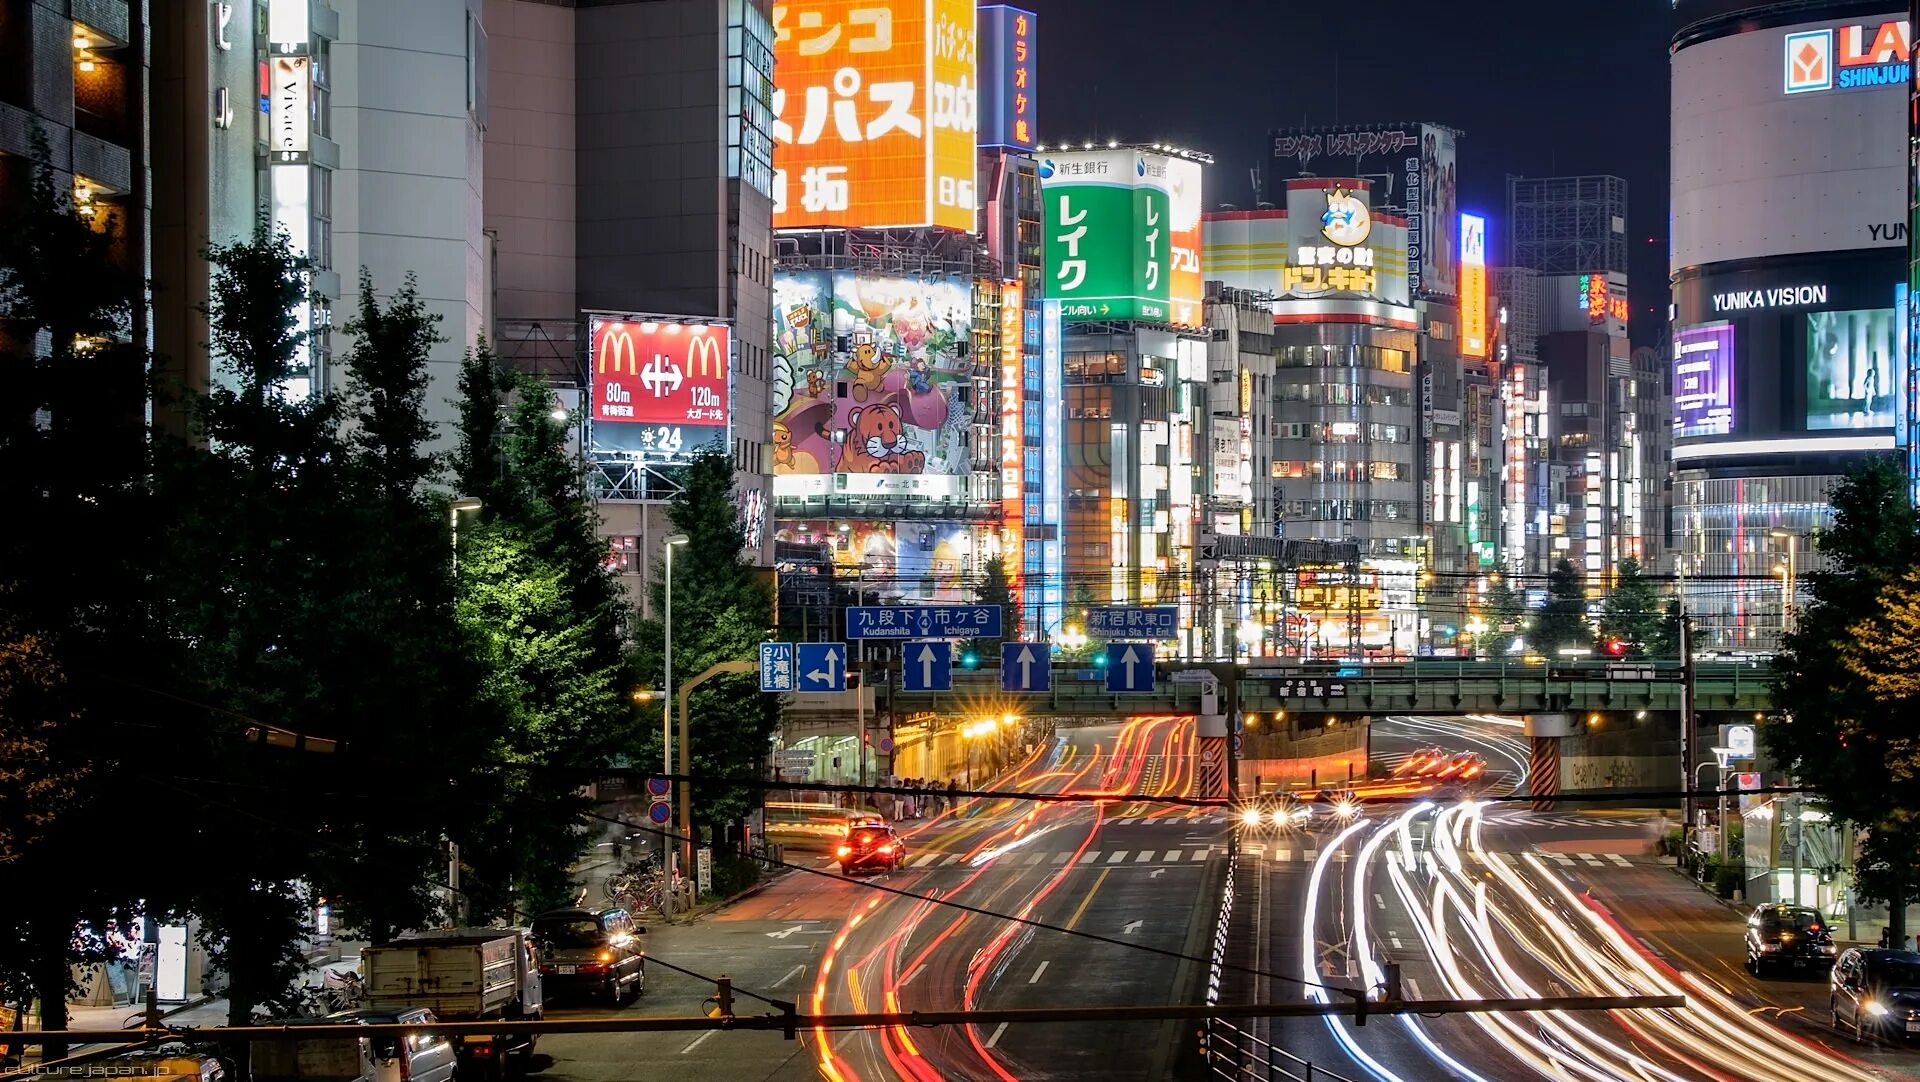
left=1672, top=322, right=1735, bottom=438
left=1807, top=307, right=1896, bottom=430
left=771, top=270, right=973, bottom=477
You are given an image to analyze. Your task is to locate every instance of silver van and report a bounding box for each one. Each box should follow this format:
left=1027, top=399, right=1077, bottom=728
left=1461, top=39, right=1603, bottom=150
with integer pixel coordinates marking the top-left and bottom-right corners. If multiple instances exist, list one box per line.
left=343, top=1007, right=458, bottom=1082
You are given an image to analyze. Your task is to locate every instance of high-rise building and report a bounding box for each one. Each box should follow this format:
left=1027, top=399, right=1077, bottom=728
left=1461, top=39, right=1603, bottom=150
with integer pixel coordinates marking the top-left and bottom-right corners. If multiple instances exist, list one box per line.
left=1670, top=1, right=1908, bottom=651
left=484, top=0, right=779, bottom=616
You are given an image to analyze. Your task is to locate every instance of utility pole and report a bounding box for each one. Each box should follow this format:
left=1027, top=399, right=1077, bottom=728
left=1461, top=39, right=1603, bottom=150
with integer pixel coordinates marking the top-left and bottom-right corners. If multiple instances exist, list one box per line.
left=1679, top=608, right=1696, bottom=858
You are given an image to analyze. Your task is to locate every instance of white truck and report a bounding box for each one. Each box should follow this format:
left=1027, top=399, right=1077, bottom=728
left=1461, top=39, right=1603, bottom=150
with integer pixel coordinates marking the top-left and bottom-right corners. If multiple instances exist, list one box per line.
left=360, top=929, right=543, bottom=1080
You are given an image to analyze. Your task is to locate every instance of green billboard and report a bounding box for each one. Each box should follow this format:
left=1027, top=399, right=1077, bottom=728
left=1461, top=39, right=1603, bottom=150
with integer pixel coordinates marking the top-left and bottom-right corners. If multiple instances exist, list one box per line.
left=1041, top=151, right=1192, bottom=325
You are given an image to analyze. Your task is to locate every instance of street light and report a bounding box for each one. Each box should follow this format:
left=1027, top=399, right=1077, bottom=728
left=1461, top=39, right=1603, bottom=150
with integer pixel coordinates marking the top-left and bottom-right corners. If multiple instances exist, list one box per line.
left=444, top=496, right=482, bottom=923
left=449, top=497, right=483, bottom=566
left=662, top=533, right=689, bottom=878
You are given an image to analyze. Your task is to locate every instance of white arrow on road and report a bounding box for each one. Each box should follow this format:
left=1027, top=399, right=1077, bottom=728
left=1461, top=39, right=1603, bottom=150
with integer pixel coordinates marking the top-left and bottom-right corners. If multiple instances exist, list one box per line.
left=1149, top=867, right=1166, bottom=880
left=917, top=644, right=940, bottom=687
left=1016, top=646, right=1036, bottom=688
left=764, top=924, right=833, bottom=939
left=1123, top=919, right=1144, bottom=934
left=1120, top=647, right=1140, bottom=687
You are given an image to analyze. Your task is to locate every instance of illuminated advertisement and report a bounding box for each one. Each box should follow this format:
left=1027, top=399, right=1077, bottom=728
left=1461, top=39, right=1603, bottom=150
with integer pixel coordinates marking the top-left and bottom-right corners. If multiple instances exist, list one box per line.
left=771, top=0, right=977, bottom=231
left=270, top=56, right=311, bottom=162
left=1808, top=307, right=1897, bottom=429
left=1459, top=213, right=1488, bottom=357
left=999, top=281, right=1024, bottom=590
left=770, top=270, right=972, bottom=478
left=588, top=319, right=732, bottom=458
left=1266, top=123, right=1457, bottom=298
left=775, top=519, right=984, bottom=602
left=1278, top=180, right=1379, bottom=299
left=727, top=2, right=777, bottom=197
left=979, top=5, right=1036, bottom=152
left=1040, top=299, right=1064, bottom=631
left=1782, top=18, right=1910, bottom=95
left=1672, top=322, right=1736, bottom=438
left=1040, top=150, right=1204, bottom=327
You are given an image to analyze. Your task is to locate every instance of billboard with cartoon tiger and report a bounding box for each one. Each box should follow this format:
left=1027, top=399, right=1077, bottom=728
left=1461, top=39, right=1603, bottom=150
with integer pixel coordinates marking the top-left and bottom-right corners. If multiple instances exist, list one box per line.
left=770, top=271, right=973, bottom=478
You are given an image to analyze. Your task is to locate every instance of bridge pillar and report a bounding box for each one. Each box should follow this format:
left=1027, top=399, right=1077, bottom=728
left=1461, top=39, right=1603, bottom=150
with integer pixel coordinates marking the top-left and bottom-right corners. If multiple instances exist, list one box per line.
left=1524, top=714, right=1574, bottom=812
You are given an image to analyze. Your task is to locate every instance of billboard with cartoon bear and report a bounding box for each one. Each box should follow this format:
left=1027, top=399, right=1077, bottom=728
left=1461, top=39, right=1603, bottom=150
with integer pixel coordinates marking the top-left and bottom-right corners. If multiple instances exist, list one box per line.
left=771, top=270, right=974, bottom=479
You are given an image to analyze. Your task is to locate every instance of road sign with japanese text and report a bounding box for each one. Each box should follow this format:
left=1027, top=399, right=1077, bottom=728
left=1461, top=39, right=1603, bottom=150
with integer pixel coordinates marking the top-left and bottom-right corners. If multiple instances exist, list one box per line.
left=846, top=605, right=1003, bottom=640
left=759, top=642, right=797, bottom=692
left=1086, top=606, right=1179, bottom=639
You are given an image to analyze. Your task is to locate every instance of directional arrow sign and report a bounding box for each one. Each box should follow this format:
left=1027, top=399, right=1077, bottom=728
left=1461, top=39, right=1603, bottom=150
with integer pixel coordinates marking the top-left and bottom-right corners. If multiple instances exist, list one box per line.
left=901, top=640, right=952, bottom=692
left=1001, top=642, right=1052, bottom=693
left=796, top=642, right=847, bottom=692
left=1105, top=643, right=1155, bottom=693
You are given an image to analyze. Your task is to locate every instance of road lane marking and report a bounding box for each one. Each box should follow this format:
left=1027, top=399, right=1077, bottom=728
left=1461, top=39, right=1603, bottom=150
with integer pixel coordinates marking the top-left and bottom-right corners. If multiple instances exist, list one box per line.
left=908, top=854, right=939, bottom=868
left=1605, top=853, right=1631, bottom=867
left=1190, top=848, right=1209, bottom=860
left=1305, top=850, right=1319, bottom=861
left=680, top=1030, right=718, bottom=1054
left=772, top=964, right=805, bottom=988
left=1578, top=854, right=1603, bottom=866
left=984, top=1021, right=1009, bottom=1048
left=1373, top=893, right=1385, bottom=908
left=1272, top=849, right=1290, bottom=863
left=1134, top=851, right=1154, bottom=863
left=1108, top=851, right=1128, bottom=864
left=940, top=854, right=963, bottom=866
left=1389, top=935, right=1403, bottom=950
left=901, top=964, right=926, bottom=987
left=1024, top=851, right=1047, bottom=866
left=1404, top=977, right=1422, bottom=1000
left=1029, top=960, right=1050, bottom=984
left=1065, top=868, right=1110, bottom=931
left=1052, top=852, right=1070, bottom=864
left=1163, top=850, right=1182, bottom=862
left=1079, top=851, right=1098, bottom=864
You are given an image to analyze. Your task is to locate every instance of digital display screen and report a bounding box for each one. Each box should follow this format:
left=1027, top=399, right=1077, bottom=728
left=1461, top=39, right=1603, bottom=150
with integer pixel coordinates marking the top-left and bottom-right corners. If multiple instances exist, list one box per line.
left=1673, top=322, right=1736, bottom=438
left=1807, top=307, right=1897, bottom=430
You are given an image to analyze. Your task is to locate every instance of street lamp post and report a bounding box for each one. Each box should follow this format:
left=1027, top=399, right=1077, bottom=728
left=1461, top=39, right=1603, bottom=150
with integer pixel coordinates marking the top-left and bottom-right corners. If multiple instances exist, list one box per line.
left=446, top=497, right=482, bottom=924
left=661, top=533, right=689, bottom=876
left=677, top=659, right=756, bottom=879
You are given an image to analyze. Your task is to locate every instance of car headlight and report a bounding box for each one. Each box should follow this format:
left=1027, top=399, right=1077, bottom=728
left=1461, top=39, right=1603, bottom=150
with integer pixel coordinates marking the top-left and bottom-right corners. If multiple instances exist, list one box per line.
left=1866, top=1001, right=1891, bottom=1017
left=1270, top=809, right=1291, bottom=827
left=1239, top=808, right=1262, bottom=827
left=1760, top=942, right=1781, bottom=952
left=1821, top=944, right=1838, bottom=955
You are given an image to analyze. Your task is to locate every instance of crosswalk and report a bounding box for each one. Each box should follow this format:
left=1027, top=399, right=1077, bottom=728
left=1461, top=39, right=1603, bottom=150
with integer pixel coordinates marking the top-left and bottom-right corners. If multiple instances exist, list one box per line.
left=1238, top=845, right=1639, bottom=869
left=810, top=847, right=1217, bottom=871
left=1484, top=813, right=1657, bottom=829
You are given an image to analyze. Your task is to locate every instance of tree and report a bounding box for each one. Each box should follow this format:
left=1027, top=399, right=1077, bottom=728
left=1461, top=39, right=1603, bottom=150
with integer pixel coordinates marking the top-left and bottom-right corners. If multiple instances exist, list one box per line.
left=1769, top=458, right=1920, bottom=941
left=1646, top=599, right=1684, bottom=661
left=1473, top=573, right=1526, bottom=658
left=964, top=555, right=1020, bottom=664
left=632, top=448, right=780, bottom=841
left=0, top=131, right=168, bottom=1056
left=1598, top=556, right=1664, bottom=658
left=1527, top=559, right=1590, bottom=657
left=452, top=338, right=510, bottom=509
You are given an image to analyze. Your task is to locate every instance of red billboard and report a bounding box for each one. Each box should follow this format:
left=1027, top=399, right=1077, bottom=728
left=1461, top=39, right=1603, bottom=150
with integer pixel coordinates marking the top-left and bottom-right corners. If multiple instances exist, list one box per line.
left=588, top=319, right=731, bottom=459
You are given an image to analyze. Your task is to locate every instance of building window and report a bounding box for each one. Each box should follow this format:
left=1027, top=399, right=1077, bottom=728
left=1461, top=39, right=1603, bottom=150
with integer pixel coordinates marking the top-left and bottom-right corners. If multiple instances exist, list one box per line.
left=605, top=536, right=641, bottom=574
left=311, top=38, right=331, bottom=140
left=310, top=167, right=332, bottom=273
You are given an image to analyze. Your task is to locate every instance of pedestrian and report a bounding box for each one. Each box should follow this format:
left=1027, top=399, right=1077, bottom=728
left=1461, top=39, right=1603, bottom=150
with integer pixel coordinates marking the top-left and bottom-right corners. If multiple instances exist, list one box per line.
left=948, top=778, right=961, bottom=811
left=1880, top=928, right=1891, bottom=949
left=103, top=921, right=133, bottom=1006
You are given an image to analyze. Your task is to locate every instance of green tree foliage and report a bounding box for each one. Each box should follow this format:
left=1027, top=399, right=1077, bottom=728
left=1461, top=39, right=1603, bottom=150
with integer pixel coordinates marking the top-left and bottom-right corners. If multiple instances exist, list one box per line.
left=965, top=555, right=1019, bottom=661
left=633, top=448, right=779, bottom=840
left=1647, top=599, right=1684, bottom=661
left=1769, top=458, right=1920, bottom=933
left=1527, top=558, right=1590, bottom=657
left=1598, top=556, right=1664, bottom=658
left=1473, top=573, right=1526, bottom=658
left=452, top=369, right=634, bottom=916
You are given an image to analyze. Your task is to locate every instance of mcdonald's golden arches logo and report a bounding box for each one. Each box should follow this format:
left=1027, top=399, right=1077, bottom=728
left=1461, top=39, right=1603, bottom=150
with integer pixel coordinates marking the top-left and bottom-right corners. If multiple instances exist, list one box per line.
left=686, top=332, right=723, bottom=381
left=597, top=322, right=640, bottom=375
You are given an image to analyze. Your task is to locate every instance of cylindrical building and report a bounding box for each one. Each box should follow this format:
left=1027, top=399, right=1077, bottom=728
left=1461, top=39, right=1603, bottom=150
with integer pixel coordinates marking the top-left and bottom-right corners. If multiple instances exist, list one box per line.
left=1670, top=0, right=1912, bottom=651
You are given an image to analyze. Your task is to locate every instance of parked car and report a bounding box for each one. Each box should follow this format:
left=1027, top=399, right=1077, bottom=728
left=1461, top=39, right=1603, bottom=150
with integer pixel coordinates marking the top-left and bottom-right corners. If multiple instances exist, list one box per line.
left=1830, top=947, right=1920, bottom=1043
left=252, top=1007, right=456, bottom=1082
left=1745, top=903, right=1837, bottom=975
left=93, top=1049, right=225, bottom=1082
left=361, top=928, right=543, bottom=1078
left=836, top=824, right=905, bottom=876
left=531, top=907, right=645, bottom=1004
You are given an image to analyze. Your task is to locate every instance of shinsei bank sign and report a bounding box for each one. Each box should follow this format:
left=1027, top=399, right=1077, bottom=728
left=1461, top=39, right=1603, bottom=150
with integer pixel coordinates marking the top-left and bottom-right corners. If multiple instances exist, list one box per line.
left=1784, top=17, right=1911, bottom=94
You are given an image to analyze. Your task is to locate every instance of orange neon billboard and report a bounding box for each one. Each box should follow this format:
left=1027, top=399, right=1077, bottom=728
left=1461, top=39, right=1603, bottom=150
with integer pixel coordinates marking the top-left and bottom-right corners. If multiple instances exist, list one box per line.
left=772, top=0, right=977, bottom=231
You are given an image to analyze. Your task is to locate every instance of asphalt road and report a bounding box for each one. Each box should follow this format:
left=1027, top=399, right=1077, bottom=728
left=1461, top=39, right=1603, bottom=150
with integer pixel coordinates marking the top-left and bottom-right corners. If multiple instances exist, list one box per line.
left=531, top=718, right=1223, bottom=1082
left=1216, top=714, right=1920, bottom=1082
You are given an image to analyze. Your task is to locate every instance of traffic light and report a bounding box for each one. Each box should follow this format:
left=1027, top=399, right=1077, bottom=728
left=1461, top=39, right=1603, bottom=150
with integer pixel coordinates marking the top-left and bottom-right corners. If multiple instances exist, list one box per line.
left=961, top=650, right=979, bottom=669
left=1603, top=638, right=1628, bottom=658
left=1091, top=651, right=1108, bottom=668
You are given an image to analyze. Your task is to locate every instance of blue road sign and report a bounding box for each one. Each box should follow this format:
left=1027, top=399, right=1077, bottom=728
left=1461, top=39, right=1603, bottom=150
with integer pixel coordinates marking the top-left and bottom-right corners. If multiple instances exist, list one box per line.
left=796, top=642, right=848, bottom=692
left=1000, top=642, right=1052, bottom=693
left=645, top=777, right=672, bottom=798
left=646, top=800, right=672, bottom=825
left=846, top=605, right=1003, bottom=640
left=758, top=641, right=796, bottom=692
left=902, top=640, right=953, bottom=692
left=1104, top=643, right=1156, bottom=692
left=1087, top=606, right=1179, bottom=640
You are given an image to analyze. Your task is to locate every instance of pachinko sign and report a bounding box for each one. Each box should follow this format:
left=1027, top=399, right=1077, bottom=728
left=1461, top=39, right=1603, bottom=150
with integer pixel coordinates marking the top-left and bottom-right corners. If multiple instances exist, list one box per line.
left=771, top=0, right=977, bottom=231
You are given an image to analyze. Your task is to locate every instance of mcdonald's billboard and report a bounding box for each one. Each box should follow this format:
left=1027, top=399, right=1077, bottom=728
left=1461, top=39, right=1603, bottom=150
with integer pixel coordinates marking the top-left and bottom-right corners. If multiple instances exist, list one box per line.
left=588, top=318, right=732, bottom=459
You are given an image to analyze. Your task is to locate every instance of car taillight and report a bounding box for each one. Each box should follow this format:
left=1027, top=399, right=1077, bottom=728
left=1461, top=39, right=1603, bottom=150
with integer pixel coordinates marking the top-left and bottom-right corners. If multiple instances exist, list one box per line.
left=598, top=950, right=613, bottom=962
left=879, top=844, right=896, bottom=854
left=836, top=846, right=852, bottom=857
left=579, top=962, right=608, bottom=974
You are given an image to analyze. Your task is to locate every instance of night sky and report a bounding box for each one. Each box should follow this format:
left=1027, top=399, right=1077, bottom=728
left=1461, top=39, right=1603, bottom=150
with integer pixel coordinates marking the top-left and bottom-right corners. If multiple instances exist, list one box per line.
left=1026, top=0, right=1676, bottom=342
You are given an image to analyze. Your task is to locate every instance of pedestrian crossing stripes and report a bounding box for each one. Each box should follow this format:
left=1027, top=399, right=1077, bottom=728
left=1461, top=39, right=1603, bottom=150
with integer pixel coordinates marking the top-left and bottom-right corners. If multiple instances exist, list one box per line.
left=826, top=846, right=1220, bottom=871
left=1239, top=846, right=1640, bottom=868
left=1485, top=814, right=1656, bottom=829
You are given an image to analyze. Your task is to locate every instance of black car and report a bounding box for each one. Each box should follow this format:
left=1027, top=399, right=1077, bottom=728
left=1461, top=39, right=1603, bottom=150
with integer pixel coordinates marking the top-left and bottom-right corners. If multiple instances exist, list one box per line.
left=1745, top=903, right=1837, bottom=976
left=836, top=825, right=905, bottom=876
left=531, top=907, right=645, bottom=1004
left=1831, top=948, right=1920, bottom=1043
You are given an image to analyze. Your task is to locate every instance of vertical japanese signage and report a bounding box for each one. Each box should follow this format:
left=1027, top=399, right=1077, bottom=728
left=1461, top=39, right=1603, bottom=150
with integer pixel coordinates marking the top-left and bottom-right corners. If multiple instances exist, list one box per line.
left=1041, top=150, right=1202, bottom=327
left=1578, top=274, right=1609, bottom=325
left=588, top=319, right=732, bottom=460
left=1000, top=281, right=1024, bottom=590
left=771, top=0, right=977, bottom=231
left=1459, top=212, right=1488, bottom=358
left=1267, top=123, right=1458, bottom=298
left=270, top=56, right=311, bottom=161
left=979, top=5, right=1037, bottom=151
